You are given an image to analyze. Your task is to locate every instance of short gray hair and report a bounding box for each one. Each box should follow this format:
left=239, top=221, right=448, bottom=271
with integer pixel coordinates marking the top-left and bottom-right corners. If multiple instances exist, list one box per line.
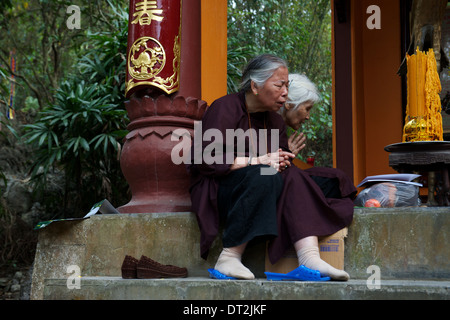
left=239, top=54, right=288, bottom=92
left=284, top=73, right=321, bottom=111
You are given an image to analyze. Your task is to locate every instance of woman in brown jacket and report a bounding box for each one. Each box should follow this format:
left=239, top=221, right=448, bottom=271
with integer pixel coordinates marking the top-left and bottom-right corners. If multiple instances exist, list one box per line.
left=188, top=55, right=355, bottom=281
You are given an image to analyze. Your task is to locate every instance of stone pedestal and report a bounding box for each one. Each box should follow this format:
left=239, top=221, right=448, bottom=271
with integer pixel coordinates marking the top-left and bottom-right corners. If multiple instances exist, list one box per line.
left=118, top=96, right=206, bottom=213
left=30, top=212, right=266, bottom=300
left=30, top=213, right=207, bottom=300
left=30, top=208, right=450, bottom=299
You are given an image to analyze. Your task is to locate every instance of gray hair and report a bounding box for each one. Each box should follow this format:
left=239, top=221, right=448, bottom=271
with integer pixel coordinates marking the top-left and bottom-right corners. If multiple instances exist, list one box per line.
left=239, top=54, right=288, bottom=92
left=280, top=73, right=321, bottom=113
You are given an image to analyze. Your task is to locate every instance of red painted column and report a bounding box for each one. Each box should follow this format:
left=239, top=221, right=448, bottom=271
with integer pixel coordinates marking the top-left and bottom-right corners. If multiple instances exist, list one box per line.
left=119, top=0, right=207, bottom=213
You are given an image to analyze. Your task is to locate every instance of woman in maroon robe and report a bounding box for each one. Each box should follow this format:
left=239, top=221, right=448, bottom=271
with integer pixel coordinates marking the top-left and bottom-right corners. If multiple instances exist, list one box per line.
left=188, top=55, right=355, bottom=280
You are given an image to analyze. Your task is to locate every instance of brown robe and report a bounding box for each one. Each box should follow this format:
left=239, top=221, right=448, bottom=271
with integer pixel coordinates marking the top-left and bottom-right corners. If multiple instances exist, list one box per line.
left=187, top=91, right=356, bottom=263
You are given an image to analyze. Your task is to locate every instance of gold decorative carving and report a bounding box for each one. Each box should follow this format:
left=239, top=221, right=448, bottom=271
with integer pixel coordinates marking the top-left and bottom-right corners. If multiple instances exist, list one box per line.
left=131, top=0, right=164, bottom=26
left=128, top=37, right=166, bottom=81
left=126, top=34, right=180, bottom=95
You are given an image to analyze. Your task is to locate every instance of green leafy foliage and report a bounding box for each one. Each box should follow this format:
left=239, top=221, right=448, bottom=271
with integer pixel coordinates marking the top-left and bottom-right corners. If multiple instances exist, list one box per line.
left=21, top=1, right=129, bottom=216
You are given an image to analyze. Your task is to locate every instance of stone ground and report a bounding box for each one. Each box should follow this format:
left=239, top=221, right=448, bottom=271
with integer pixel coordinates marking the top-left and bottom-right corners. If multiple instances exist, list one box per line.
left=0, top=264, right=33, bottom=300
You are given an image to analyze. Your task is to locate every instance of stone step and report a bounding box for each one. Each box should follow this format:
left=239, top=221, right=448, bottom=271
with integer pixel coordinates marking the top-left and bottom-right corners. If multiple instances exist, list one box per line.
left=43, top=277, right=450, bottom=300
left=346, top=207, right=450, bottom=280
left=31, top=207, right=450, bottom=300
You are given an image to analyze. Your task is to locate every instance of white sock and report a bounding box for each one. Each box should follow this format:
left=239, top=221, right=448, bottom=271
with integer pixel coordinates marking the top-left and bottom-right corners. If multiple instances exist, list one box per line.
left=214, top=248, right=255, bottom=280
left=297, top=246, right=349, bottom=281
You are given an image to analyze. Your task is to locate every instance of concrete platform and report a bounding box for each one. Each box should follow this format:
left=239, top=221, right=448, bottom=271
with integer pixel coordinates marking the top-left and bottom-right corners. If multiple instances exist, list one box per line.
left=43, top=277, right=450, bottom=300
left=31, top=207, right=450, bottom=300
left=345, top=207, right=450, bottom=280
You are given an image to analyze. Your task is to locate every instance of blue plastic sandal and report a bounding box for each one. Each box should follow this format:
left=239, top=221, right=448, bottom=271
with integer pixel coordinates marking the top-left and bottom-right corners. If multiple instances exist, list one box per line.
left=208, top=268, right=237, bottom=280
left=265, top=265, right=331, bottom=282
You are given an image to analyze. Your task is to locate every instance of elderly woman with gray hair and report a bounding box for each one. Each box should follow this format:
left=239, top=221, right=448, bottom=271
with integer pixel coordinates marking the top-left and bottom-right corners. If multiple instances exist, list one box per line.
left=276, top=73, right=357, bottom=279
left=188, top=55, right=356, bottom=282
left=279, top=73, right=320, bottom=155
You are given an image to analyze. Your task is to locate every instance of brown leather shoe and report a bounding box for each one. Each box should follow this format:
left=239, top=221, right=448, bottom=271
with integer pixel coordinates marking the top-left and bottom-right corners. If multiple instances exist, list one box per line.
left=137, top=255, right=188, bottom=279
left=121, top=255, right=139, bottom=279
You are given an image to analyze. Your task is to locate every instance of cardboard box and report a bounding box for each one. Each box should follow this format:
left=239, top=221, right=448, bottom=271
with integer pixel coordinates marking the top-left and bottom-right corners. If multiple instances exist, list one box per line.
left=265, top=228, right=348, bottom=274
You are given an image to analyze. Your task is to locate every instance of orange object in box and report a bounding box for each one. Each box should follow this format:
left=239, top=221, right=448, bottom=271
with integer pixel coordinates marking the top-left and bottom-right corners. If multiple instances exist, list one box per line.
left=364, top=198, right=381, bottom=207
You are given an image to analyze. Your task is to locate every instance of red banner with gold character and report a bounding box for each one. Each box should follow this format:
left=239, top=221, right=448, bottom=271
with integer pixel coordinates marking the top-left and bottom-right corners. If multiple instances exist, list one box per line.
left=125, top=0, right=182, bottom=98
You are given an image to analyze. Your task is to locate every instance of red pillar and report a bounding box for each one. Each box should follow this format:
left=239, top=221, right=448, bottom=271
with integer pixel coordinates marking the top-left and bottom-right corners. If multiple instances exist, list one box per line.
left=119, top=0, right=207, bottom=213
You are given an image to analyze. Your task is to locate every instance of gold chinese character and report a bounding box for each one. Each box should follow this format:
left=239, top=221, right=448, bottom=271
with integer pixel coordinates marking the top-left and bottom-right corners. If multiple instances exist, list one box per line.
left=132, top=0, right=164, bottom=26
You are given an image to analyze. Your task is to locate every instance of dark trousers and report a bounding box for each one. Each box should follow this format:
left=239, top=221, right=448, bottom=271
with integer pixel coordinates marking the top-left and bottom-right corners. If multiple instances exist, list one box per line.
left=217, top=165, right=283, bottom=248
